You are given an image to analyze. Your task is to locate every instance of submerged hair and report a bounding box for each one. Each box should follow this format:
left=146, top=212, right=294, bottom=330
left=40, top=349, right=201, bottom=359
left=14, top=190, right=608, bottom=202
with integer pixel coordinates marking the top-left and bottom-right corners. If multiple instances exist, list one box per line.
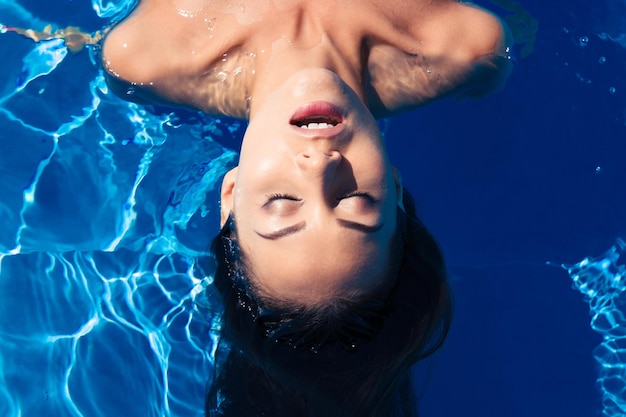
left=205, top=188, right=451, bottom=417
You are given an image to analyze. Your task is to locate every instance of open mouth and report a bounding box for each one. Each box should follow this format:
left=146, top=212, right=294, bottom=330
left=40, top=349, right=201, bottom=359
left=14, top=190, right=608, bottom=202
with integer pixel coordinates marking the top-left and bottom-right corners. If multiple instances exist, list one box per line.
left=290, top=116, right=340, bottom=129
left=289, top=101, right=344, bottom=130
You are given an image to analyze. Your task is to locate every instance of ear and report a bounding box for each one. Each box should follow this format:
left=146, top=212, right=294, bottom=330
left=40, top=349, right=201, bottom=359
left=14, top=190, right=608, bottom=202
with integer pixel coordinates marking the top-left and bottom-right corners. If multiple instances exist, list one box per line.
left=220, top=167, right=238, bottom=227
left=391, top=166, right=405, bottom=212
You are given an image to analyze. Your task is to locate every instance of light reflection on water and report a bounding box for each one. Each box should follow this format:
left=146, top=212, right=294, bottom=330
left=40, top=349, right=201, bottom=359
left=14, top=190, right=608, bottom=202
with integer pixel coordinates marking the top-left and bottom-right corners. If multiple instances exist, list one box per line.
left=0, top=1, right=236, bottom=414
left=0, top=250, right=220, bottom=417
left=0, top=0, right=624, bottom=416
left=559, top=240, right=626, bottom=417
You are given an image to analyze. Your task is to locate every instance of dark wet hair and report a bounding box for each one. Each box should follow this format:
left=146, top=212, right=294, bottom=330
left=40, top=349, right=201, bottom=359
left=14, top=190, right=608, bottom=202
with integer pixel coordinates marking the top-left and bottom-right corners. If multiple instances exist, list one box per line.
left=205, top=188, right=451, bottom=417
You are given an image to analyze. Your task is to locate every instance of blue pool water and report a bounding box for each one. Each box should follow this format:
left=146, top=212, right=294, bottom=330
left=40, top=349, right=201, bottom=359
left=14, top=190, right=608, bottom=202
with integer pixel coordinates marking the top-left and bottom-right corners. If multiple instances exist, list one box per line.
left=0, top=0, right=625, bottom=416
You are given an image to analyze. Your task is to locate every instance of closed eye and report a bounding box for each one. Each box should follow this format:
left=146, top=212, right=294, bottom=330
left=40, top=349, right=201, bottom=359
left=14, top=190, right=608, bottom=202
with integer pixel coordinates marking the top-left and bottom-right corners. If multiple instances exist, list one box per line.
left=263, top=193, right=302, bottom=207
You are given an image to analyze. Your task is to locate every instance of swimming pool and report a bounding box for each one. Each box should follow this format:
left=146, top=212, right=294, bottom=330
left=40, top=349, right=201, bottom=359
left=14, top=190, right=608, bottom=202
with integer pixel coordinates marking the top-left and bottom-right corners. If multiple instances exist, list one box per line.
left=0, top=0, right=624, bottom=416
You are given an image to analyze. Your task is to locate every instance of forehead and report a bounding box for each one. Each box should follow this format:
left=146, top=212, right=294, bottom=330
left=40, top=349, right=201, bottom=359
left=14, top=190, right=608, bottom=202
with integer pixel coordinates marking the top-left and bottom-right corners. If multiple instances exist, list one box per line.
left=237, top=220, right=396, bottom=304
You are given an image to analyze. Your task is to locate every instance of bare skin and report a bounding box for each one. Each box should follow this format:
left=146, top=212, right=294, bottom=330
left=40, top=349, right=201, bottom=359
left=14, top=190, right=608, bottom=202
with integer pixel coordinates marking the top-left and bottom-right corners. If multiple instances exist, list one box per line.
left=97, top=0, right=512, bottom=304
left=4, top=2, right=508, bottom=303
left=101, top=0, right=510, bottom=119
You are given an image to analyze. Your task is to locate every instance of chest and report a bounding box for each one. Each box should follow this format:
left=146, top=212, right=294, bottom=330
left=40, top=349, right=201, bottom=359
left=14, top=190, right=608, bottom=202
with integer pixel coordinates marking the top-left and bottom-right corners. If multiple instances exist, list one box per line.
left=104, top=0, right=431, bottom=118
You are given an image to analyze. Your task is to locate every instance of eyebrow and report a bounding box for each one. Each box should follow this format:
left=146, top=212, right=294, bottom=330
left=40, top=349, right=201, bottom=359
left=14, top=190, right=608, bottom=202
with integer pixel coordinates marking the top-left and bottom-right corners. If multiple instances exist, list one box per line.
left=337, top=219, right=384, bottom=234
left=255, top=219, right=384, bottom=240
left=256, top=221, right=307, bottom=240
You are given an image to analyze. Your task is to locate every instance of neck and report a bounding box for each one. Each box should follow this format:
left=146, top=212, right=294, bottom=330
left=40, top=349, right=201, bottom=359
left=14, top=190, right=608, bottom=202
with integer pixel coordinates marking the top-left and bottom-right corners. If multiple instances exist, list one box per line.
left=248, top=33, right=366, bottom=118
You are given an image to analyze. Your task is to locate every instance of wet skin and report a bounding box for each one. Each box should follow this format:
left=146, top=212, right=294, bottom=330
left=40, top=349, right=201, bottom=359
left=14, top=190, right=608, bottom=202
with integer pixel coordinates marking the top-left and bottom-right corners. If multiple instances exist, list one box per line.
left=102, top=0, right=511, bottom=119
left=101, top=0, right=510, bottom=304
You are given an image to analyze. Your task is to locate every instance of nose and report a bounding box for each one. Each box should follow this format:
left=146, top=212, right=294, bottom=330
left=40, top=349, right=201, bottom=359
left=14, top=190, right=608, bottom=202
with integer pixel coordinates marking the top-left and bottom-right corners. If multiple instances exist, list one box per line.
left=296, top=149, right=343, bottom=202
left=295, top=149, right=355, bottom=205
left=296, top=149, right=342, bottom=177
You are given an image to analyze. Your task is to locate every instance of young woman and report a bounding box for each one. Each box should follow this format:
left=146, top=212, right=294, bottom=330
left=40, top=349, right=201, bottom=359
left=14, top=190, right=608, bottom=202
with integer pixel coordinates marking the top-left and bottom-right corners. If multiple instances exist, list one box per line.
left=99, top=1, right=511, bottom=415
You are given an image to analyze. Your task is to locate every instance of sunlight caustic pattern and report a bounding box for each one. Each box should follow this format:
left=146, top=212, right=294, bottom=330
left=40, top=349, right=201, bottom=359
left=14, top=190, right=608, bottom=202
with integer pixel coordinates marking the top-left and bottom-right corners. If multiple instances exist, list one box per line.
left=561, top=240, right=626, bottom=416
left=0, top=0, right=238, bottom=415
left=0, top=0, right=619, bottom=416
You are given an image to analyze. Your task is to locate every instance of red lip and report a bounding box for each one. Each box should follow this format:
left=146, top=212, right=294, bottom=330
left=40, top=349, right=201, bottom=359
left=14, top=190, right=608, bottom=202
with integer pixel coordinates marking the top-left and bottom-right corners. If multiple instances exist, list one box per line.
left=290, top=101, right=345, bottom=125
left=289, top=101, right=346, bottom=137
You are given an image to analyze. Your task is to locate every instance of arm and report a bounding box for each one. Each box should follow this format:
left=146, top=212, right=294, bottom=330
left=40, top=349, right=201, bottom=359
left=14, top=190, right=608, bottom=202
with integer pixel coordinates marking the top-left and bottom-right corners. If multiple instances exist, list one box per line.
left=3, top=24, right=108, bottom=53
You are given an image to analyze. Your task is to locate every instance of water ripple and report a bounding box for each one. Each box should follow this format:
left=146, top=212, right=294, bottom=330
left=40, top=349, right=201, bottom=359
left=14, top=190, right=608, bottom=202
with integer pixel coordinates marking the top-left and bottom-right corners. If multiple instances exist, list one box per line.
left=0, top=2, right=234, bottom=414
left=560, top=240, right=626, bottom=416
left=0, top=251, right=221, bottom=417
left=4, top=1, right=618, bottom=416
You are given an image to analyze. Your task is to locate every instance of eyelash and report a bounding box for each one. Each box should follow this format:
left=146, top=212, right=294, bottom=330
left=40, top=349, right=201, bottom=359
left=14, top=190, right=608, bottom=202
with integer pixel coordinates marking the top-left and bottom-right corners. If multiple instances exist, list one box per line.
left=266, top=192, right=376, bottom=203
left=267, top=193, right=301, bottom=202
left=340, top=191, right=377, bottom=204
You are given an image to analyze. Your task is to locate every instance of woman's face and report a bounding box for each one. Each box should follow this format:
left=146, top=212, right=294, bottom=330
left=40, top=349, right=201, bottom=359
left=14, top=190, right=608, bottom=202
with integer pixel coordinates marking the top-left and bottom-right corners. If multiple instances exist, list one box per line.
left=221, top=69, right=400, bottom=305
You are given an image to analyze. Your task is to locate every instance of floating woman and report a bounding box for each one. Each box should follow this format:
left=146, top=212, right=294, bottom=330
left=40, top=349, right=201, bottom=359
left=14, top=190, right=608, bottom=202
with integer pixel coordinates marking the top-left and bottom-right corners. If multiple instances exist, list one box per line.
left=17, top=1, right=512, bottom=415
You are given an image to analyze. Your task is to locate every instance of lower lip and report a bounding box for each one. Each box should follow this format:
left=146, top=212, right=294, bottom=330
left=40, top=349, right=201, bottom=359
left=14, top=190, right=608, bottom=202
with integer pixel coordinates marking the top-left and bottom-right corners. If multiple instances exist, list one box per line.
left=289, top=101, right=346, bottom=137
left=290, top=101, right=345, bottom=124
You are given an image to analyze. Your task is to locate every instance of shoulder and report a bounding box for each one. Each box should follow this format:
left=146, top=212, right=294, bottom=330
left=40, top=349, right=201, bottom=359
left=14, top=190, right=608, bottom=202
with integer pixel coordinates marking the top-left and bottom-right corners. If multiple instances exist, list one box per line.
left=101, top=0, right=255, bottom=117
left=102, top=2, right=188, bottom=85
left=417, top=2, right=509, bottom=61
left=102, top=0, right=244, bottom=79
left=365, top=1, right=510, bottom=117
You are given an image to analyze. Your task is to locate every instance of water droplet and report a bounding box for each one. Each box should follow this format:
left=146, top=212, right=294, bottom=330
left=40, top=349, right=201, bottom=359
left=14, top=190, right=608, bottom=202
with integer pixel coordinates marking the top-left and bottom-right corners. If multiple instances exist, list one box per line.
left=205, top=17, right=216, bottom=31
left=178, top=9, right=196, bottom=18
left=578, top=36, right=589, bottom=47
left=595, top=166, right=602, bottom=174
left=575, top=73, right=591, bottom=84
left=609, top=87, right=616, bottom=94
left=38, top=88, right=45, bottom=94
left=426, top=68, right=433, bottom=74
left=126, top=87, right=135, bottom=96
left=599, top=56, right=606, bottom=64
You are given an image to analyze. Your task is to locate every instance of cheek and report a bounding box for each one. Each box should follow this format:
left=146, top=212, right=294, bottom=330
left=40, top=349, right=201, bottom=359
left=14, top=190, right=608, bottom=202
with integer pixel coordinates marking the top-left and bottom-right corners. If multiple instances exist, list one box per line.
left=236, top=155, right=285, bottom=192
left=231, top=183, right=264, bottom=221
left=350, top=139, right=388, bottom=168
